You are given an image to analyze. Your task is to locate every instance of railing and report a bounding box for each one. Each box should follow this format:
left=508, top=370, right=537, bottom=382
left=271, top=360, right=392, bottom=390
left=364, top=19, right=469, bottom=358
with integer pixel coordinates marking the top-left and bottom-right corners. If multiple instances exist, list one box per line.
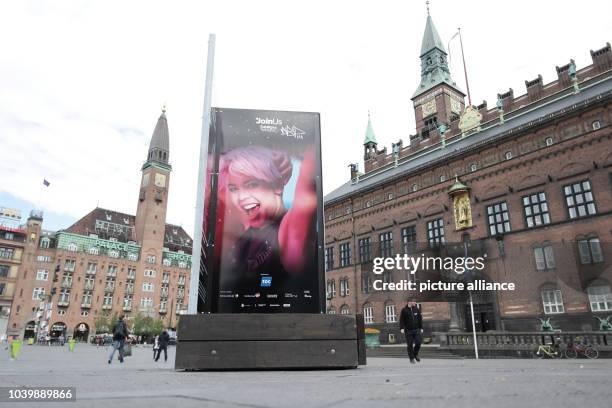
left=57, top=300, right=70, bottom=307
left=104, top=285, right=114, bottom=293
left=60, top=281, right=72, bottom=288
left=123, top=305, right=132, bottom=311
left=439, top=331, right=611, bottom=349
left=84, top=283, right=95, bottom=290
left=102, top=304, right=112, bottom=310
left=81, top=303, right=92, bottom=309
left=125, top=287, right=134, bottom=294
left=159, top=307, right=167, bottom=314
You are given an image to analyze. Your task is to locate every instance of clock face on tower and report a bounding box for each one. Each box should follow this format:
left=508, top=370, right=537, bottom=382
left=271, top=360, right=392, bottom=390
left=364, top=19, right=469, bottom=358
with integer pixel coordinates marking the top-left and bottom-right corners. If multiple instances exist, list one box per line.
left=450, top=98, right=462, bottom=114
left=422, top=99, right=437, bottom=117
left=154, top=173, right=166, bottom=188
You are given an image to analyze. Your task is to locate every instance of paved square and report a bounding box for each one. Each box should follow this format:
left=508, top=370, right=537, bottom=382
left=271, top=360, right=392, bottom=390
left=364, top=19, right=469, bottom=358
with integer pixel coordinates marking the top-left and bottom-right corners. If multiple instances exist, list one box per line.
left=1, top=343, right=611, bottom=408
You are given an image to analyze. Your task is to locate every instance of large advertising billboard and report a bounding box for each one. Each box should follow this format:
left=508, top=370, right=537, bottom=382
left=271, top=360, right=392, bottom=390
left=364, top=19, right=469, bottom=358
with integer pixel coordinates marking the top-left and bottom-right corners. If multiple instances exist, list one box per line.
left=198, top=108, right=325, bottom=313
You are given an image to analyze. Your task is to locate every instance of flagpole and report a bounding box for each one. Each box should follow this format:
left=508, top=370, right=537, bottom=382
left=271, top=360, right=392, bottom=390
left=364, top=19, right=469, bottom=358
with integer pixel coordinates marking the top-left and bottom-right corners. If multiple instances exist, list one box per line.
left=457, top=27, right=472, bottom=106
left=188, top=34, right=216, bottom=315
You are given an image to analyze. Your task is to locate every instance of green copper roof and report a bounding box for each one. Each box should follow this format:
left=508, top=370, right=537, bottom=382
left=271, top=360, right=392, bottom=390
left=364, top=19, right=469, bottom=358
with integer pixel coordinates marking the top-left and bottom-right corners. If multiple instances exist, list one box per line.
left=364, top=115, right=377, bottom=145
left=412, top=14, right=464, bottom=99
left=420, top=15, right=446, bottom=57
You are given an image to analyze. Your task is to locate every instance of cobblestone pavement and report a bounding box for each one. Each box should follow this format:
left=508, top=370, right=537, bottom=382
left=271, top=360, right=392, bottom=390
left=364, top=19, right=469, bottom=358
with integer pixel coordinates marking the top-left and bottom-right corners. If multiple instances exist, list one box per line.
left=1, top=343, right=611, bottom=408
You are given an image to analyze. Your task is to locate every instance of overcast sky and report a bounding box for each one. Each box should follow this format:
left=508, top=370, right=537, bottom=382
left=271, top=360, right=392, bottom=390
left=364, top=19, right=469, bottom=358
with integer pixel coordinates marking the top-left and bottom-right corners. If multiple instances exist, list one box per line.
left=1, top=0, right=610, bottom=236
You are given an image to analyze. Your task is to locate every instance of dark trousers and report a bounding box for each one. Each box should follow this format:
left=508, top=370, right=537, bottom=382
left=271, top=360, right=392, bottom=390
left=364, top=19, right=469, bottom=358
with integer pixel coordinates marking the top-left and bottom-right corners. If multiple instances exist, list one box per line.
left=405, top=330, right=422, bottom=360
left=155, top=346, right=167, bottom=361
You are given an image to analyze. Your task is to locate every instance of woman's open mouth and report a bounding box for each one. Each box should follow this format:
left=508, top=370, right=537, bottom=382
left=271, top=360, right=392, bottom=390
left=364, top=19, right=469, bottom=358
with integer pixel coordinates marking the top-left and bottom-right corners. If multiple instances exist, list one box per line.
left=242, top=203, right=260, bottom=216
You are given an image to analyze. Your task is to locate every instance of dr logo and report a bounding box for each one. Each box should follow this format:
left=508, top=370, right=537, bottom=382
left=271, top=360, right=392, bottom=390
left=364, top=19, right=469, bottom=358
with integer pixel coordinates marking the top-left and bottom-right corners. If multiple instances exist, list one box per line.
left=260, top=276, right=272, bottom=287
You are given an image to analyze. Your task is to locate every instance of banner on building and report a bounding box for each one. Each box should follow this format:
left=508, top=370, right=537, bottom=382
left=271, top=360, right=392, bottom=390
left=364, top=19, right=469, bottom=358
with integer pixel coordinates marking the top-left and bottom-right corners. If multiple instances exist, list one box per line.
left=198, top=108, right=324, bottom=313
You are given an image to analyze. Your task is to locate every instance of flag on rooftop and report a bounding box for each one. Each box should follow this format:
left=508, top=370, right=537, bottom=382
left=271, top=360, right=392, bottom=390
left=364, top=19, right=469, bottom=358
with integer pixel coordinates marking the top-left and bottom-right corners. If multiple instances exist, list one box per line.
left=43, top=179, right=50, bottom=187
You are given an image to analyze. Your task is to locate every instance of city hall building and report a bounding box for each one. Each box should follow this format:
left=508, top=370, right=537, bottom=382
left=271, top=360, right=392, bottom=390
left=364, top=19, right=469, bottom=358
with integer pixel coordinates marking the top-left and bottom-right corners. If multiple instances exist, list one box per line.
left=5, top=109, right=192, bottom=340
left=323, top=14, right=612, bottom=342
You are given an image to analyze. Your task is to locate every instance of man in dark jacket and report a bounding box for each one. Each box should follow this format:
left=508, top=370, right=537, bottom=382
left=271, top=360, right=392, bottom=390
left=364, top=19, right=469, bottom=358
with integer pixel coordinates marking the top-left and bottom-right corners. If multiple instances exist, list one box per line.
left=154, top=330, right=170, bottom=362
left=399, top=299, right=423, bottom=364
left=108, top=315, right=129, bottom=364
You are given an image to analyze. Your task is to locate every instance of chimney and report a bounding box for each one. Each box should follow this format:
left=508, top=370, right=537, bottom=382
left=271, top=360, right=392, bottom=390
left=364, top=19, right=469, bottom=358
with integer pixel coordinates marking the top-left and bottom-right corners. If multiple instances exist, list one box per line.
left=556, top=59, right=574, bottom=88
left=525, top=75, right=543, bottom=102
left=590, top=43, right=612, bottom=73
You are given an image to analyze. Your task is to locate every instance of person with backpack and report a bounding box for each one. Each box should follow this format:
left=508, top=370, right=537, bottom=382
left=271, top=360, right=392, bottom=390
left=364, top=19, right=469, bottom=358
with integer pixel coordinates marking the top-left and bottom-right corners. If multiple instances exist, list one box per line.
left=108, top=315, right=129, bottom=364
left=154, top=330, right=170, bottom=362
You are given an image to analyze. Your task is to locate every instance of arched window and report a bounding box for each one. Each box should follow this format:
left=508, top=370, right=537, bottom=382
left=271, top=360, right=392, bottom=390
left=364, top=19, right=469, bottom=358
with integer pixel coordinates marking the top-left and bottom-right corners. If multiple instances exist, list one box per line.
left=340, top=305, right=350, bottom=315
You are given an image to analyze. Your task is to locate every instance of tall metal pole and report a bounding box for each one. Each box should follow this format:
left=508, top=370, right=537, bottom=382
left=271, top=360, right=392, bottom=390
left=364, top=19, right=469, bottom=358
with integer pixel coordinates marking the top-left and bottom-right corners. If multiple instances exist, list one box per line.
left=464, top=241, right=479, bottom=359
left=188, top=34, right=216, bottom=315
left=457, top=28, right=472, bottom=107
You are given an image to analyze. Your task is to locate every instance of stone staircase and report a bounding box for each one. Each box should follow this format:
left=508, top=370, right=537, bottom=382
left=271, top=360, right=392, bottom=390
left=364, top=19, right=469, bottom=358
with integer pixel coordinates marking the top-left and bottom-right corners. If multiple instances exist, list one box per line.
left=367, top=344, right=464, bottom=359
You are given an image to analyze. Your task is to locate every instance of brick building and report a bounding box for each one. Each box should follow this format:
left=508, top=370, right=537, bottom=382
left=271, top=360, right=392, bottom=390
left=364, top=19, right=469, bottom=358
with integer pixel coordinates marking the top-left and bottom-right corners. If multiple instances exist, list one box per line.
left=323, top=13, right=612, bottom=343
left=0, top=208, right=26, bottom=338
left=6, top=109, right=193, bottom=341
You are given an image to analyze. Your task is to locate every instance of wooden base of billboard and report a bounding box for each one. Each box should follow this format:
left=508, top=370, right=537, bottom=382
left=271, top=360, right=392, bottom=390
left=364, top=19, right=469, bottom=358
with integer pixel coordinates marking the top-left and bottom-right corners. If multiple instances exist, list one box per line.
left=175, top=313, right=366, bottom=370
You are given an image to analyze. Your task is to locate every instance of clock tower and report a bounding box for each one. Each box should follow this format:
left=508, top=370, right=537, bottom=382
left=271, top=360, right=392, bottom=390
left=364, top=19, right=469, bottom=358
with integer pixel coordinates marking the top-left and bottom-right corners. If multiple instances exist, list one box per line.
left=411, top=11, right=465, bottom=139
left=135, top=108, right=172, bottom=256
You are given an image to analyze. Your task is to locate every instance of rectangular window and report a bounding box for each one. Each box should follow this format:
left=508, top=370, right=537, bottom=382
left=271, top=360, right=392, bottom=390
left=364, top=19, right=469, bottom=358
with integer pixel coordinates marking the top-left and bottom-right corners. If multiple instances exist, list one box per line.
left=142, top=282, right=154, bottom=292
left=0, top=247, right=15, bottom=259
left=162, top=272, right=170, bottom=283
left=86, top=262, right=97, bottom=274
left=325, top=247, right=334, bottom=271
left=103, top=295, right=113, bottom=306
left=361, top=272, right=371, bottom=294
left=127, top=252, right=138, bottom=261
left=564, top=180, right=596, bottom=219
left=401, top=225, right=417, bottom=253
left=146, top=255, right=156, bottom=264
left=534, top=245, right=555, bottom=270
left=37, top=255, right=52, bottom=263
left=339, top=243, right=351, bottom=267
left=82, top=291, right=92, bottom=306
left=578, top=238, right=604, bottom=264
left=542, top=289, right=564, bottom=314
left=58, top=289, right=70, bottom=303
left=36, top=269, right=49, bottom=281
left=326, top=280, right=336, bottom=298
left=358, top=237, right=372, bottom=263
left=32, top=287, right=45, bottom=300
left=340, top=278, right=350, bottom=297
left=427, top=218, right=445, bottom=246
left=487, top=201, right=511, bottom=236
left=363, top=306, right=374, bottom=324
left=123, top=296, right=132, bottom=308
left=379, top=231, right=393, bottom=257
left=144, top=269, right=156, bottom=278
left=523, top=192, right=551, bottom=228
left=588, top=285, right=612, bottom=312
left=107, top=265, right=118, bottom=276
left=127, top=267, right=136, bottom=279
left=84, top=277, right=95, bottom=290
left=178, top=275, right=186, bottom=285
left=0, top=265, right=9, bottom=277
left=64, top=259, right=76, bottom=272
left=385, top=304, right=397, bottom=323
left=140, top=297, right=153, bottom=308
left=0, top=283, right=5, bottom=295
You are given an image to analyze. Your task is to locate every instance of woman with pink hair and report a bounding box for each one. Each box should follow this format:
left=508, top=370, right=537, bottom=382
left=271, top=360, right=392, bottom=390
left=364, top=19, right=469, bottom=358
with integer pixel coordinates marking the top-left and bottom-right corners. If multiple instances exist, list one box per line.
left=217, top=145, right=317, bottom=297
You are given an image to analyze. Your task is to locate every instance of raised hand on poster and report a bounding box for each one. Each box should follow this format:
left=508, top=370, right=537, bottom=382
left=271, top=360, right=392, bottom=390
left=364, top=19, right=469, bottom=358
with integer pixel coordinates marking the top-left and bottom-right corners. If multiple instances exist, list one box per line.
left=279, top=147, right=317, bottom=275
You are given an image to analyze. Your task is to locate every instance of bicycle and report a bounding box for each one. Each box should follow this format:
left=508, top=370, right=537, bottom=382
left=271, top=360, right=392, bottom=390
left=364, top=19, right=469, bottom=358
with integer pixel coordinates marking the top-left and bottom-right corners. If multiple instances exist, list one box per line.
left=565, top=339, right=598, bottom=359
left=533, top=343, right=562, bottom=358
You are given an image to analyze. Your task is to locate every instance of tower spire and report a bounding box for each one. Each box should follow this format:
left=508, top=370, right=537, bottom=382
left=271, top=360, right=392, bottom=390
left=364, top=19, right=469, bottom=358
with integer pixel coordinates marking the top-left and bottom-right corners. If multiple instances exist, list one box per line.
left=412, top=11, right=463, bottom=99
left=144, top=107, right=171, bottom=169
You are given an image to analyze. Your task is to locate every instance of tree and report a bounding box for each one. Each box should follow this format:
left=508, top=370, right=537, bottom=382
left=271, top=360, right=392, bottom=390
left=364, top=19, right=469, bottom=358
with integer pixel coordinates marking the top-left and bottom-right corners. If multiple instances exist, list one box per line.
left=131, top=313, right=166, bottom=337
left=94, top=314, right=110, bottom=334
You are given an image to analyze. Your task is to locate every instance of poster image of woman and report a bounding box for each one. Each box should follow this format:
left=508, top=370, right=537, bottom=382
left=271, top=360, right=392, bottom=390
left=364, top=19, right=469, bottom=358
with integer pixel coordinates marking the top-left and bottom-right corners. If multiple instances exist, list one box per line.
left=214, top=145, right=318, bottom=311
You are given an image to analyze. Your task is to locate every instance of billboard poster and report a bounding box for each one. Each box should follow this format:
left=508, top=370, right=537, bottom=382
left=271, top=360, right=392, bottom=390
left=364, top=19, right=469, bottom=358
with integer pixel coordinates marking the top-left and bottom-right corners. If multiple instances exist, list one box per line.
left=199, top=108, right=324, bottom=313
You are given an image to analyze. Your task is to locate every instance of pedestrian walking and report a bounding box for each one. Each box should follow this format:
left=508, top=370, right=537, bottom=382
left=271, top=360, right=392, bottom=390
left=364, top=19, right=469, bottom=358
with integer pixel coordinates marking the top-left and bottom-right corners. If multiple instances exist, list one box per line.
left=154, top=330, right=170, bottom=362
left=68, top=336, right=75, bottom=352
left=400, top=299, right=423, bottom=364
left=108, top=314, right=129, bottom=364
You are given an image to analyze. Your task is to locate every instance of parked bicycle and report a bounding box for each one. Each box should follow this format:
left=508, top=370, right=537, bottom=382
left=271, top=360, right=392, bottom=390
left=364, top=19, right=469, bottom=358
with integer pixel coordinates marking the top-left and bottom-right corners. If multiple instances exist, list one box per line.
left=565, top=337, right=598, bottom=359
left=534, top=337, right=562, bottom=358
